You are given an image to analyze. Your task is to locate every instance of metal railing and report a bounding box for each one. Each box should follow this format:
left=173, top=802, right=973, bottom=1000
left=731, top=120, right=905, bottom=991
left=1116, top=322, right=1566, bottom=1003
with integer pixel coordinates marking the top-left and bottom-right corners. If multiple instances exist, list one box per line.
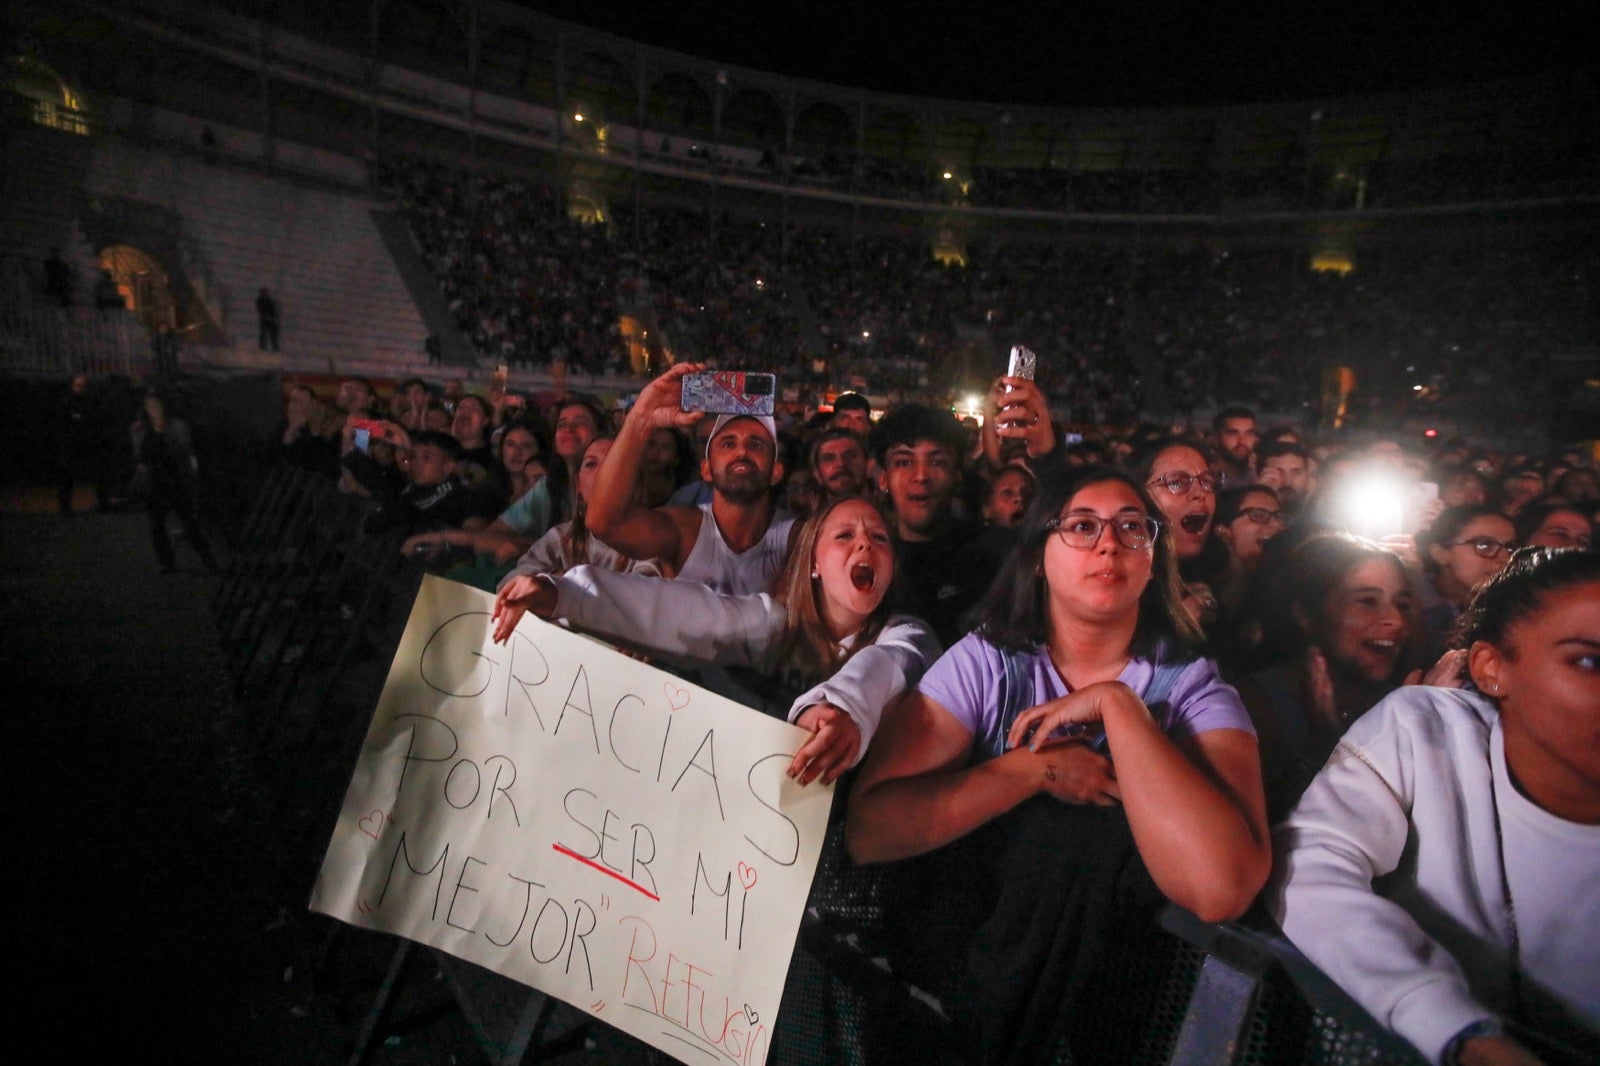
left=0, top=303, right=149, bottom=378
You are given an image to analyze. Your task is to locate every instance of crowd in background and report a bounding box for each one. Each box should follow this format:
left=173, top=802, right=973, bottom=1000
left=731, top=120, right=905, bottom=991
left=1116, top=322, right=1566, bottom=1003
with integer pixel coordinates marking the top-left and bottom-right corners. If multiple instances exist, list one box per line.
left=374, top=157, right=1593, bottom=429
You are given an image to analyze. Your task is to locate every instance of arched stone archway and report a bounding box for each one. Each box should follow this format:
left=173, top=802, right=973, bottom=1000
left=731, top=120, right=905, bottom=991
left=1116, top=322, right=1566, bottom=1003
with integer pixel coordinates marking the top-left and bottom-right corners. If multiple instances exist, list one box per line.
left=6, top=54, right=92, bottom=134
left=794, top=101, right=852, bottom=156
left=864, top=109, right=919, bottom=162
left=646, top=71, right=712, bottom=138
left=99, top=245, right=176, bottom=333
left=723, top=87, right=785, bottom=149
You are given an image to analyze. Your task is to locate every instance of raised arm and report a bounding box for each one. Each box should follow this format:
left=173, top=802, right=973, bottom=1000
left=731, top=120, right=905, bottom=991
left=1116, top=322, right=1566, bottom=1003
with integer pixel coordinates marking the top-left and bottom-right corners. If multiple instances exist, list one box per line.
left=787, top=616, right=941, bottom=763
left=495, top=563, right=784, bottom=668
left=585, top=364, right=704, bottom=567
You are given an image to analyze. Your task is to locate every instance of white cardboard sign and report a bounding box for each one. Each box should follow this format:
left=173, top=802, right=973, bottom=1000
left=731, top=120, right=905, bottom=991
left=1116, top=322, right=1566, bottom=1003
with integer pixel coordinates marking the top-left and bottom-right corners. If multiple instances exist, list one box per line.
left=311, top=576, right=833, bottom=1066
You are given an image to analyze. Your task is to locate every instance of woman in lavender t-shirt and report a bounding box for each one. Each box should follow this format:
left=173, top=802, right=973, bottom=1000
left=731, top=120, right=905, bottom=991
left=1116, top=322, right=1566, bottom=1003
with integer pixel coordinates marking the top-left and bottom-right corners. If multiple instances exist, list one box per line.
left=848, top=463, right=1269, bottom=924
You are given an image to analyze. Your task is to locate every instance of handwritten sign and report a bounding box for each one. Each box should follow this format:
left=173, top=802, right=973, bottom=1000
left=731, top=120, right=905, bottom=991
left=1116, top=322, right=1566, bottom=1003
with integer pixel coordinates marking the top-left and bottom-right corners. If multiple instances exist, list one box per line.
left=311, top=576, right=833, bottom=1065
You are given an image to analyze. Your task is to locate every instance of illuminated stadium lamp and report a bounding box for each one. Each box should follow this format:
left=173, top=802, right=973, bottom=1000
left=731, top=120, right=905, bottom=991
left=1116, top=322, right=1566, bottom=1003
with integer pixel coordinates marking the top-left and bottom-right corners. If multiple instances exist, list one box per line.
left=573, top=113, right=584, bottom=122
left=1310, top=250, right=1354, bottom=275
left=861, top=330, right=871, bottom=339
left=1412, top=384, right=1423, bottom=391
left=942, top=171, right=953, bottom=180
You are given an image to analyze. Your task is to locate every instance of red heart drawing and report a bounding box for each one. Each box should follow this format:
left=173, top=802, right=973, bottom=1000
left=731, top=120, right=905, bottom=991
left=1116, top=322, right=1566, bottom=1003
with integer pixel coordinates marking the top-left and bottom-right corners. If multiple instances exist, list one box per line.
left=358, top=810, right=386, bottom=840
left=663, top=682, right=691, bottom=711
left=737, top=862, right=757, bottom=890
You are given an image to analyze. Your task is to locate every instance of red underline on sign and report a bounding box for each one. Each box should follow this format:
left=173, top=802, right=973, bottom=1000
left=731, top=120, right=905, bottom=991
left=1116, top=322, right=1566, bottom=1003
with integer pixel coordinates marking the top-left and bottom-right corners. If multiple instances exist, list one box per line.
left=551, top=844, right=661, bottom=901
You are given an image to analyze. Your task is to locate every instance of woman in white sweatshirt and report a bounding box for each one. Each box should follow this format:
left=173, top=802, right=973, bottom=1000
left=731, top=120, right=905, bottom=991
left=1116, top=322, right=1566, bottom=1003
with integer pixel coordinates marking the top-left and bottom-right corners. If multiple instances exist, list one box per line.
left=492, top=494, right=940, bottom=787
left=1270, top=547, right=1599, bottom=1066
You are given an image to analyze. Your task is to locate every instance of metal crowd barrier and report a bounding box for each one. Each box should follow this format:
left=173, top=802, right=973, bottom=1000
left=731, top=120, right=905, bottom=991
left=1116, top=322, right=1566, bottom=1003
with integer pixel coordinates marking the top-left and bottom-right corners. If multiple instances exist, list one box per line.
left=210, top=466, right=1428, bottom=1066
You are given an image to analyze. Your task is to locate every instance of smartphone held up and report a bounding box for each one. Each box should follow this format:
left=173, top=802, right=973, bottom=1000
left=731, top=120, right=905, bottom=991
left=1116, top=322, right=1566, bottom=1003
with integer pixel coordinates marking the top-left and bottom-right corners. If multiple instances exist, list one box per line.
left=679, top=371, right=776, bottom=417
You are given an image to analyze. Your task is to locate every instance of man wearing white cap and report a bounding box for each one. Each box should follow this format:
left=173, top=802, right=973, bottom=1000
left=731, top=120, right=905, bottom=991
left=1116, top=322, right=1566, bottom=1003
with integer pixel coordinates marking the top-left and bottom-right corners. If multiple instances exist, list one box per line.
left=587, top=363, right=795, bottom=596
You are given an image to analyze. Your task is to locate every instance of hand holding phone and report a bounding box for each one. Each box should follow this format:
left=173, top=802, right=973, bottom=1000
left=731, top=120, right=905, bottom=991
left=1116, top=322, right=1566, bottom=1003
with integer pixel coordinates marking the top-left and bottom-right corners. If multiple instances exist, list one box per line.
left=680, top=370, right=777, bottom=416
left=1006, top=345, right=1037, bottom=384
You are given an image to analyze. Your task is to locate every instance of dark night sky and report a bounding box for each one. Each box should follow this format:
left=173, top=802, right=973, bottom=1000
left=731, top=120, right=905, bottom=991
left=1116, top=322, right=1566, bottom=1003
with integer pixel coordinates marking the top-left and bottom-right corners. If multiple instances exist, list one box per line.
left=523, top=0, right=1591, bottom=108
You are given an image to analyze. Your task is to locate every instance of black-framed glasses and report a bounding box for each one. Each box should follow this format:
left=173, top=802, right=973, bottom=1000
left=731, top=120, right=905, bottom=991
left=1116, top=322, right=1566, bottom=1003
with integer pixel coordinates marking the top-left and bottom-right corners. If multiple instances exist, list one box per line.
left=1047, top=512, right=1161, bottom=551
left=1237, top=506, right=1284, bottom=526
left=1147, top=471, right=1217, bottom=496
left=1450, top=536, right=1517, bottom=559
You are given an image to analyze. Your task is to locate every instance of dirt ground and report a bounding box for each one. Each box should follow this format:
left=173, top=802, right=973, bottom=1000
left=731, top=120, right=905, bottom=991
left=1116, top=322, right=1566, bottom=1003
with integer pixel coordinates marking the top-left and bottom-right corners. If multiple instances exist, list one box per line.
left=4, top=492, right=605, bottom=1063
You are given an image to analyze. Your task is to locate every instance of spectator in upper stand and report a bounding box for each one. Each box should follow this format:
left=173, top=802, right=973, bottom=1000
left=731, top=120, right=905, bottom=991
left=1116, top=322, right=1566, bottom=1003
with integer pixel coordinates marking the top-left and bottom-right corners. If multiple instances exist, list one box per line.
left=450, top=395, right=495, bottom=481
left=830, top=391, right=873, bottom=436
left=256, top=288, right=280, bottom=351
left=587, top=363, right=795, bottom=596
left=809, top=427, right=871, bottom=503
left=393, top=377, right=433, bottom=433
left=42, top=248, right=75, bottom=307
left=93, top=271, right=123, bottom=317
left=1212, top=405, right=1259, bottom=489
left=1256, top=439, right=1315, bottom=518
left=152, top=324, right=180, bottom=383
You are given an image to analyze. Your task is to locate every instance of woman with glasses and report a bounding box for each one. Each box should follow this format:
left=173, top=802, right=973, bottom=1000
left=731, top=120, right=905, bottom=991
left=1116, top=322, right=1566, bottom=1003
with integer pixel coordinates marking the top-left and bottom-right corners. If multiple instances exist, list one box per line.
left=1197, top=485, right=1288, bottom=666
left=1419, top=504, right=1519, bottom=661
left=847, top=464, right=1268, bottom=1062
left=1128, top=437, right=1219, bottom=571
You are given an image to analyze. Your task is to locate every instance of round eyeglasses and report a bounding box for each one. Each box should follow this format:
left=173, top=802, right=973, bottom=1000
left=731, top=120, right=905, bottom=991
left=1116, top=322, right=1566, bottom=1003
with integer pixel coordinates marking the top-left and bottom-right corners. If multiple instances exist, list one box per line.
left=1147, top=472, right=1217, bottom=496
left=1047, top=512, right=1161, bottom=551
left=1449, top=536, right=1517, bottom=559
left=1237, top=506, right=1284, bottom=526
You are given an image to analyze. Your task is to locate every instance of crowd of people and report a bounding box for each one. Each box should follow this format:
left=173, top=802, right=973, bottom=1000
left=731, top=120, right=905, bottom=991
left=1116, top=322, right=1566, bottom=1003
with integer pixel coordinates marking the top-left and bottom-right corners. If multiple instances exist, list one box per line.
left=374, top=156, right=1592, bottom=428
left=264, top=358, right=1598, bottom=1065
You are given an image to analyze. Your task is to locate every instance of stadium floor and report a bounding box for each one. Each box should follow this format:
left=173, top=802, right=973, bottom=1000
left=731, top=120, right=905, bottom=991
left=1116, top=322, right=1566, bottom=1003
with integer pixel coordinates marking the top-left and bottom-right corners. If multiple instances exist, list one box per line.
left=4, top=495, right=604, bottom=1062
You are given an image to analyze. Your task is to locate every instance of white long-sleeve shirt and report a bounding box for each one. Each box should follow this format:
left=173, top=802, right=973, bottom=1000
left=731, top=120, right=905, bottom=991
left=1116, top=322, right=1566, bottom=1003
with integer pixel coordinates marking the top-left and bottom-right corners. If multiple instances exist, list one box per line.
left=1269, top=685, right=1600, bottom=1064
left=547, top=565, right=941, bottom=765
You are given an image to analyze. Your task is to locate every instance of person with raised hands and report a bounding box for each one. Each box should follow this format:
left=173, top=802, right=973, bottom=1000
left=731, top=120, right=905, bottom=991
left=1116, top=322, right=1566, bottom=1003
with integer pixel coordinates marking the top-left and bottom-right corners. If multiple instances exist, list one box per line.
left=492, top=494, right=938, bottom=786
left=586, top=362, right=794, bottom=596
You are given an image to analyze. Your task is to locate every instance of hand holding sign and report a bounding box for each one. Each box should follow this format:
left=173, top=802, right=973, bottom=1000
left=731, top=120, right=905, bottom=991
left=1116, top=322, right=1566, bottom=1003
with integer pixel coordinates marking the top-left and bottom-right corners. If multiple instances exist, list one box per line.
left=312, top=577, right=832, bottom=1066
